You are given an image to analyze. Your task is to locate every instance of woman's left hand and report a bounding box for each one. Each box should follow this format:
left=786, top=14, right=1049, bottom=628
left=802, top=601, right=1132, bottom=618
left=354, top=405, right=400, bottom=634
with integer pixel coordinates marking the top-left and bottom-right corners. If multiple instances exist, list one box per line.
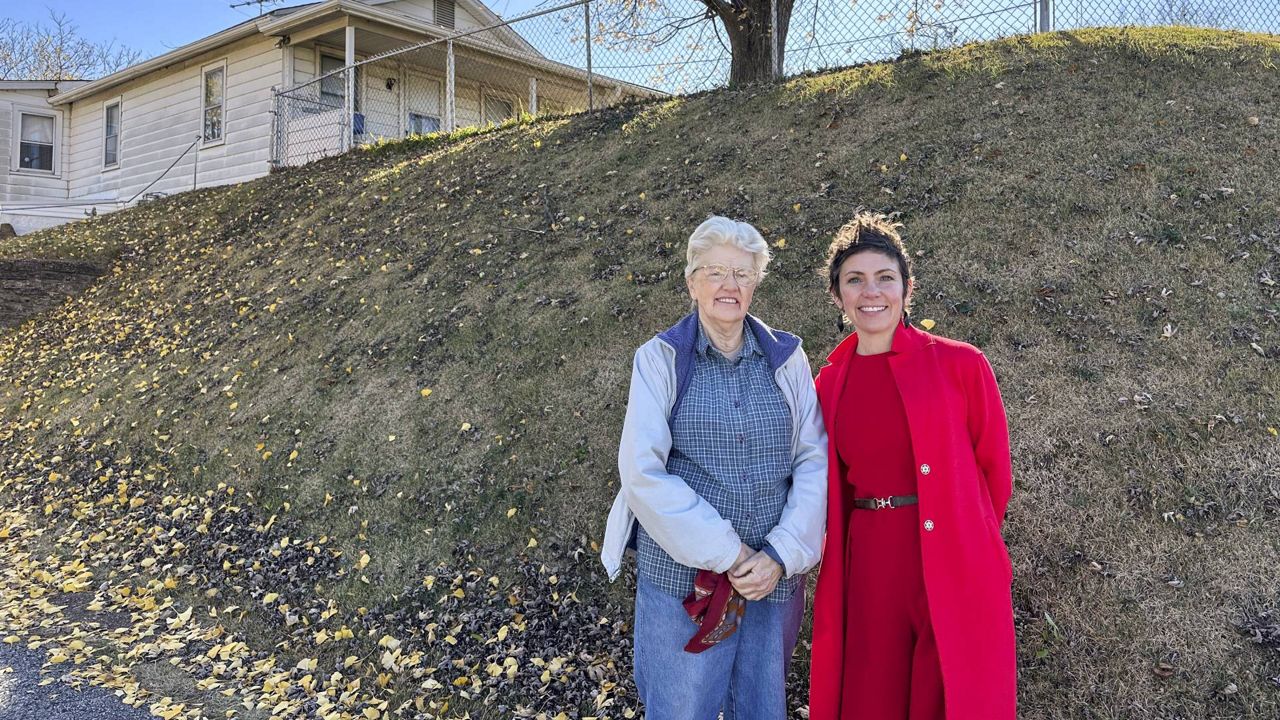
left=728, top=551, right=783, bottom=601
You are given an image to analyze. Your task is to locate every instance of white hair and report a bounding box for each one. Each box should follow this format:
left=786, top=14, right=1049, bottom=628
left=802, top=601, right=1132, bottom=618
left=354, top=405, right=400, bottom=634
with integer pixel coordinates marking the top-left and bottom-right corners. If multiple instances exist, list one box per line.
left=683, top=215, right=772, bottom=280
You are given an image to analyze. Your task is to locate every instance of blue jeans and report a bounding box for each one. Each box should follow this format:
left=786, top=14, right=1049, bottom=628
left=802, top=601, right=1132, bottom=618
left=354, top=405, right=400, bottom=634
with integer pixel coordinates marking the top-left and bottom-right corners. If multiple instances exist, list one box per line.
left=633, top=574, right=805, bottom=720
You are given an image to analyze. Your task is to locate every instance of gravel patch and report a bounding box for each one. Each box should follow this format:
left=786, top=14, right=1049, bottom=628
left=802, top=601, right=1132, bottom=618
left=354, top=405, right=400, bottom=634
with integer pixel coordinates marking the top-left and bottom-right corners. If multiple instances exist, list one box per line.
left=0, top=641, right=151, bottom=720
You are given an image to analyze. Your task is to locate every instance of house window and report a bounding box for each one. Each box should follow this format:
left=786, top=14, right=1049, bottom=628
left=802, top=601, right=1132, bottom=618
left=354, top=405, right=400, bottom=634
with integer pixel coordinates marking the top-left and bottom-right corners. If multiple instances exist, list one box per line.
left=408, top=112, right=441, bottom=135
left=435, top=0, right=456, bottom=30
left=319, top=54, right=361, bottom=111
left=538, top=97, right=567, bottom=115
left=18, top=112, right=56, bottom=172
left=104, top=101, right=121, bottom=168
left=203, top=63, right=225, bottom=143
left=482, top=94, right=515, bottom=125
left=320, top=55, right=345, bottom=108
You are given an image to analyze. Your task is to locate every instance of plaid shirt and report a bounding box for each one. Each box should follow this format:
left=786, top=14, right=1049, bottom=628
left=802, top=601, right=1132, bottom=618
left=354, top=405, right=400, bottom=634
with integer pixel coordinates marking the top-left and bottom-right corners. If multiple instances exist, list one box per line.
left=635, top=321, right=799, bottom=603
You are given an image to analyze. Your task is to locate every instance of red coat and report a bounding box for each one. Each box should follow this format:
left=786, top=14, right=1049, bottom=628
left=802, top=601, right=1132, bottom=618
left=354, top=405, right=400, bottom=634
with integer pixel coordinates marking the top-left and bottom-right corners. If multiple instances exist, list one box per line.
left=809, top=324, right=1016, bottom=720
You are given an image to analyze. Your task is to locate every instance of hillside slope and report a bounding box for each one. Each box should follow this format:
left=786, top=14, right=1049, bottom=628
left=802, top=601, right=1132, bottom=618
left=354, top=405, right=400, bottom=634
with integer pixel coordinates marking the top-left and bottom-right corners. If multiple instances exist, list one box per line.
left=2, top=27, right=1279, bottom=719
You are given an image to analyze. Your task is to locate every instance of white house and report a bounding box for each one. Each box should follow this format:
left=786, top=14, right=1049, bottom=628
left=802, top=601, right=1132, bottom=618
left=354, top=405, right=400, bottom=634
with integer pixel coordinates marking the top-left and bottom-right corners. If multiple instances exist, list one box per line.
left=0, top=0, right=657, bottom=236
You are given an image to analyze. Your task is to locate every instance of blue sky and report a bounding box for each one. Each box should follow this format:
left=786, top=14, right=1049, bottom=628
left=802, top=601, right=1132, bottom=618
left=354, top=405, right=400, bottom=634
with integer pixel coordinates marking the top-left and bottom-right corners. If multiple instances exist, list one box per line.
left=4, top=0, right=546, bottom=61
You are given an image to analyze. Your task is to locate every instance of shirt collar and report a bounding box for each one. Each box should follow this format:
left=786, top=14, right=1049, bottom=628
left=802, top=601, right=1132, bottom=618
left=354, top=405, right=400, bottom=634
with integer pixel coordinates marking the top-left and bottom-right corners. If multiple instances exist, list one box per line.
left=696, top=320, right=763, bottom=360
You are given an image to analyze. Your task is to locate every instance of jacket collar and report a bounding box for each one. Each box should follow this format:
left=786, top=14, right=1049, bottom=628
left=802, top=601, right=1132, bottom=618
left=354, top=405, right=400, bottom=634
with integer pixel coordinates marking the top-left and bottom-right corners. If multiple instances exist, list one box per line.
left=695, top=316, right=764, bottom=360
left=659, top=311, right=799, bottom=373
left=826, top=322, right=933, bottom=366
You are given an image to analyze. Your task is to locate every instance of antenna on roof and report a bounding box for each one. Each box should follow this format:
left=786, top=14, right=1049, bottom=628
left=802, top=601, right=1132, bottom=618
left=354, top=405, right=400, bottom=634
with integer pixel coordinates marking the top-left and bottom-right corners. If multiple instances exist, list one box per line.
left=229, top=0, right=286, bottom=16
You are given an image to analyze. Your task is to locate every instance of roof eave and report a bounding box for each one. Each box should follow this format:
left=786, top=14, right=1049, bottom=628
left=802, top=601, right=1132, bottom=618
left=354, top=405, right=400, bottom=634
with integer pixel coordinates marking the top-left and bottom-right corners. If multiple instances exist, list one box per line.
left=48, top=21, right=266, bottom=105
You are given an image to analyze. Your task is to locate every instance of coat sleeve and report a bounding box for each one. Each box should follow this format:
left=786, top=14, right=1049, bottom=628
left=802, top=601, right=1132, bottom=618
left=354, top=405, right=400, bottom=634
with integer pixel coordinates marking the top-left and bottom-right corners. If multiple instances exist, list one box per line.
left=618, top=342, right=743, bottom=574
left=765, top=347, right=829, bottom=576
left=966, top=351, right=1013, bottom=525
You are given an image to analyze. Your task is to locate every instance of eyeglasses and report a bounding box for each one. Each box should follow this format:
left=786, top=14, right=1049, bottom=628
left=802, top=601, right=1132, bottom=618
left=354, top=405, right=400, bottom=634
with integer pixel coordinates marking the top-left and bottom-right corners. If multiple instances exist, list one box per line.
left=695, top=264, right=760, bottom=287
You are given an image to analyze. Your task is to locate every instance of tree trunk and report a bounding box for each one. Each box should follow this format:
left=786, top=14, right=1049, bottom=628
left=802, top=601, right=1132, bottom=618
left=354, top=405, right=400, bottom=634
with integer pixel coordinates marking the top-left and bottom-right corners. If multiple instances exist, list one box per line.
left=708, top=0, right=793, bottom=86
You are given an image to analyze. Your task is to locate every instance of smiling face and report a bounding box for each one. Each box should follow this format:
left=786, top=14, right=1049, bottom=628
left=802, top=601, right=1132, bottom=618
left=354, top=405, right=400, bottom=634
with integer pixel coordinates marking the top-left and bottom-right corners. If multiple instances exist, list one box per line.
left=687, top=244, right=757, bottom=330
left=833, top=249, right=913, bottom=348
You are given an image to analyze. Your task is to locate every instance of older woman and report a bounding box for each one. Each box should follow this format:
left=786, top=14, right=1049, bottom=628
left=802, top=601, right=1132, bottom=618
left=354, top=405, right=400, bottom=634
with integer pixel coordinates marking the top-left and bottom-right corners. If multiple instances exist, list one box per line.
left=808, top=213, right=1016, bottom=720
left=601, top=216, right=827, bottom=719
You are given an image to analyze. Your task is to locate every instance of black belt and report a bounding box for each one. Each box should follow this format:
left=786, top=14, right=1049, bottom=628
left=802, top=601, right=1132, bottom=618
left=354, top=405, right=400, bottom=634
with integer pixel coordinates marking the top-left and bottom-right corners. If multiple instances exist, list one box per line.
left=852, top=495, right=919, bottom=510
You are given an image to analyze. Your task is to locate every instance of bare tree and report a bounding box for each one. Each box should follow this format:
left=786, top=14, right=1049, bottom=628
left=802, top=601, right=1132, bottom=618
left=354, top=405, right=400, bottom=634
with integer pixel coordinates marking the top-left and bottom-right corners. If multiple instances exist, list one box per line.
left=596, top=0, right=792, bottom=87
left=0, top=10, right=144, bottom=81
left=1156, top=0, right=1229, bottom=27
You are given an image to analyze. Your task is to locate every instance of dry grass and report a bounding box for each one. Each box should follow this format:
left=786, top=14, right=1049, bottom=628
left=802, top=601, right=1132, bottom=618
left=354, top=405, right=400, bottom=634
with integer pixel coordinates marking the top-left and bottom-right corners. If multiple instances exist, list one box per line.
left=1, top=26, right=1278, bottom=718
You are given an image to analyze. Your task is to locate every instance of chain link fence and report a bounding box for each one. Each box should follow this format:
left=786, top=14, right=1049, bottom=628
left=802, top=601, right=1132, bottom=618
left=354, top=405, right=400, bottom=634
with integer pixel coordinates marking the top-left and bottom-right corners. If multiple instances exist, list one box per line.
left=784, top=0, right=1278, bottom=76
left=271, top=0, right=1279, bottom=167
left=1051, top=0, right=1277, bottom=33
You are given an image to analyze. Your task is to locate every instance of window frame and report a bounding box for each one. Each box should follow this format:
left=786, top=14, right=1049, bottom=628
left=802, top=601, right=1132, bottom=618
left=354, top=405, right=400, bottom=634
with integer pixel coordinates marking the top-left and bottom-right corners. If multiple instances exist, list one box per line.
left=480, top=89, right=518, bottom=126
left=12, top=107, right=62, bottom=176
left=316, top=49, right=363, bottom=113
left=407, top=112, right=442, bottom=136
left=103, top=96, right=122, bottom=170
left=201, top=59, right=228, bottom=147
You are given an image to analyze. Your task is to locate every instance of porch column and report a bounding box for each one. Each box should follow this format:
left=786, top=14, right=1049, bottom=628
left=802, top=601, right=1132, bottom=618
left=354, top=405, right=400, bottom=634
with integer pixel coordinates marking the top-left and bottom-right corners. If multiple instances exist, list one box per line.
left=344, top=24, right=356, bottom=150
left=529, top=77, right=538, bottom=116
left=445, top=40, right=456, bottom=132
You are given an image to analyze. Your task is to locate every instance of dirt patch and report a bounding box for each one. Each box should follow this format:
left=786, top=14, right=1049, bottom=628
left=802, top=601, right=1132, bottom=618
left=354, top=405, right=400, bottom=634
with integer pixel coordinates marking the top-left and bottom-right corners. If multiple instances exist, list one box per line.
left=0, top=259, right=102, bottom=328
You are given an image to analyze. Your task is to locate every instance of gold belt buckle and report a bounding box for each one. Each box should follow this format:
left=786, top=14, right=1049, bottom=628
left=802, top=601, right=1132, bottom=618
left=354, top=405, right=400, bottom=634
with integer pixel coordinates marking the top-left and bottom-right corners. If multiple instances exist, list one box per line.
left=875, top=497, right=893, bottom=510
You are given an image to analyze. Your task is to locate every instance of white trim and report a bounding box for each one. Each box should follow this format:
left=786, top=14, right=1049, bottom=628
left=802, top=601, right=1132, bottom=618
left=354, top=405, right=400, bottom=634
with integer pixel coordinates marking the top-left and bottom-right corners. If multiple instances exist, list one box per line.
left=0, top=80, right=89, bottom=92
left=102, top=95, right=123, bottom=171
left=11, top=106, right=63, bottom=178
left=201, top=59, right=228, bottom=147
left=282, top=45, right=295, bottom=89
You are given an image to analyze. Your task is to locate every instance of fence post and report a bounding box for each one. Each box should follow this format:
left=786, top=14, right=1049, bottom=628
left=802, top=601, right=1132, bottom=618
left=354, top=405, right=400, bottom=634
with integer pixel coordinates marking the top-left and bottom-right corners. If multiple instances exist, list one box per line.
left=1038, top=0, right=1051, bottom=32
left=584, top=1, right=594, bottom=111
left=910, top=0, right=919, bottom=52
left=529, top=77, right=538, bottom=116
left=344, top=25, right=356, bottom=151
left=771, top=0, right=780, bottom=79
left=269, top=88, right=279, bottom=168
left=446, top=39, right=456, bottom=131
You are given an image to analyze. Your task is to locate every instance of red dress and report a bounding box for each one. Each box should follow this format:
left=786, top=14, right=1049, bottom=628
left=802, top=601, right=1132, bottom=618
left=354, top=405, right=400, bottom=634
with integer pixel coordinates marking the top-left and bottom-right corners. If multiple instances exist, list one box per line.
left=835, top=350, right=944, bottom=719
left=809, top=325, right=1016, bottom=720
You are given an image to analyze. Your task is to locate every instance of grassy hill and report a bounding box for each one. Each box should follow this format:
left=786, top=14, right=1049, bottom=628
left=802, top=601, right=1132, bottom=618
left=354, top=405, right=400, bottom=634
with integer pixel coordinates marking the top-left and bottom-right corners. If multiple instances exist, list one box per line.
left=2, top=26, right=1278, bottom=719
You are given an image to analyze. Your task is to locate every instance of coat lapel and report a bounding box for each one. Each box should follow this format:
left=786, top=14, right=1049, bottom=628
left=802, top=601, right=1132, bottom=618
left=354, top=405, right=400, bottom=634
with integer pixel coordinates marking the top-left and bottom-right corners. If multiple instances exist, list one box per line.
left=887, top=324, right=938, bottom=448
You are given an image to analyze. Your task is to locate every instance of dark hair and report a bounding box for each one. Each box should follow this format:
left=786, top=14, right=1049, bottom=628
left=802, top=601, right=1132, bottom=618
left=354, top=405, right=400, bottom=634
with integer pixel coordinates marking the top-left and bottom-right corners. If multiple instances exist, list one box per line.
left=824, top=212, right=914, bottom=318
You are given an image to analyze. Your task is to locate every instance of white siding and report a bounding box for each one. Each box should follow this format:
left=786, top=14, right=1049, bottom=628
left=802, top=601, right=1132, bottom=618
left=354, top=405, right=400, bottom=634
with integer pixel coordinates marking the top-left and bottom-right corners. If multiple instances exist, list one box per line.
left=0, top=90, right=70, bottom=205
left=65, top=35, right=282, bottom=201
left=453, top=3, right=484, bottom=32
left=380, top=0, right=490, bottom=33
left=456, top=83, right=482, bottom=128
left=294, top=46, right=317, bottom=84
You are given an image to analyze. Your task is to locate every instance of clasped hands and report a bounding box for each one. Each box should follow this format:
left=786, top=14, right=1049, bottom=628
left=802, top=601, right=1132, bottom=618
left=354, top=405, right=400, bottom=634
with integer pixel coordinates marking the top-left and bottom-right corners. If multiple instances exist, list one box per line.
left=728, top=542, right=783, bottom=601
